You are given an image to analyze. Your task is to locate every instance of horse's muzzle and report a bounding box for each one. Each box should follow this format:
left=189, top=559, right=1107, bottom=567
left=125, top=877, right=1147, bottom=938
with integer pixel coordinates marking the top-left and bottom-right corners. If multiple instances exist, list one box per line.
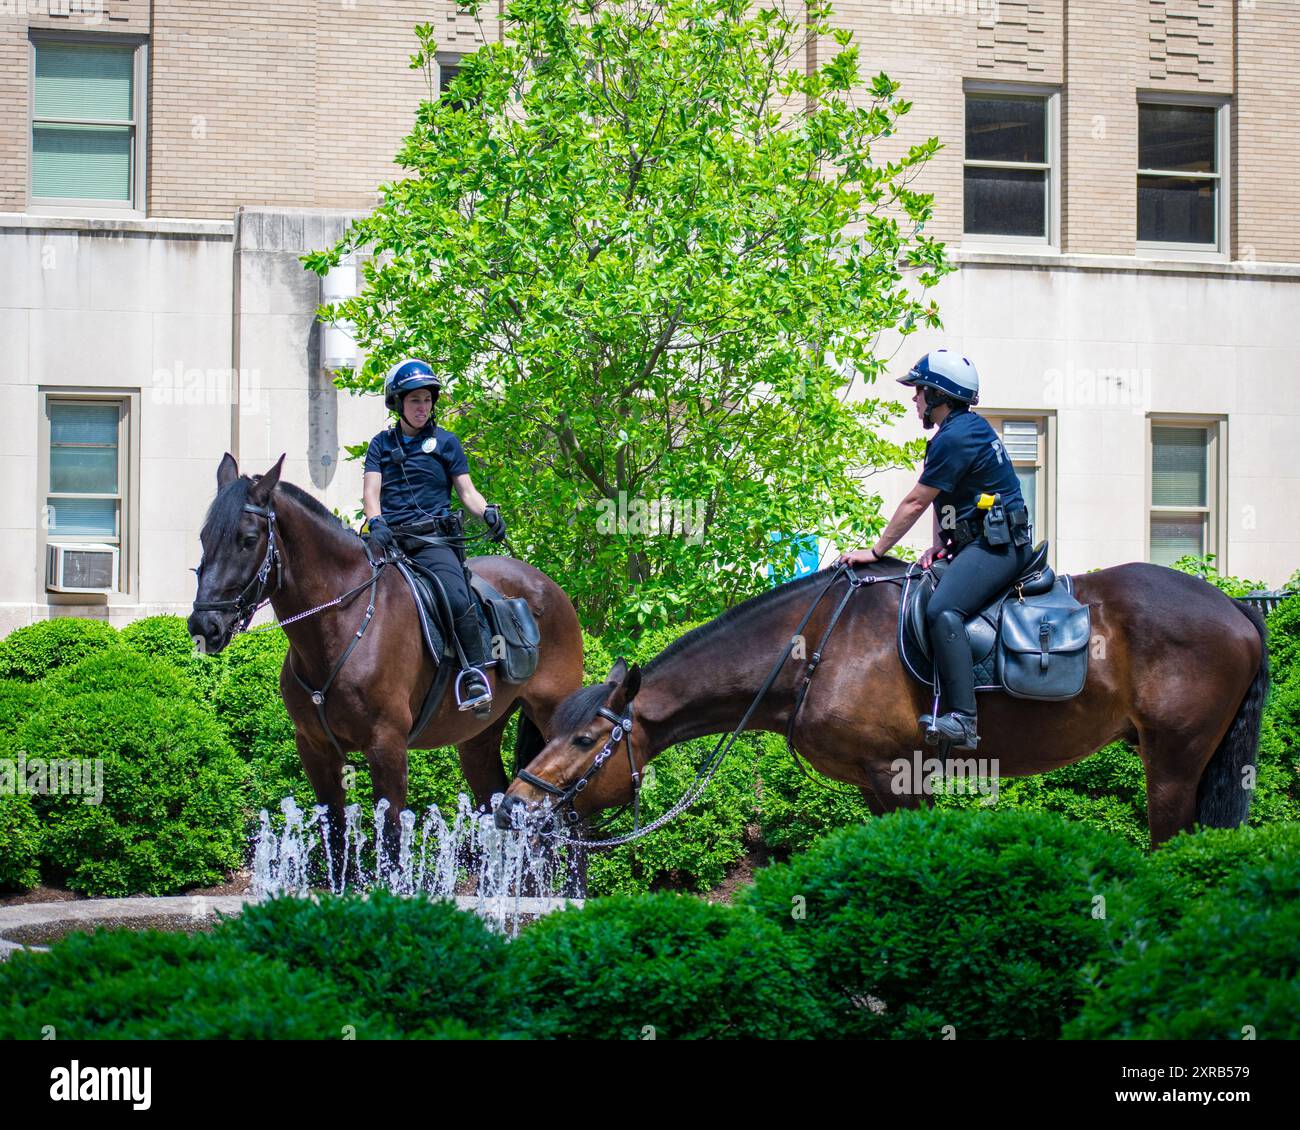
left=494, top=792, right=527, bottom=830
left=187, top=610, right=234, bottom=656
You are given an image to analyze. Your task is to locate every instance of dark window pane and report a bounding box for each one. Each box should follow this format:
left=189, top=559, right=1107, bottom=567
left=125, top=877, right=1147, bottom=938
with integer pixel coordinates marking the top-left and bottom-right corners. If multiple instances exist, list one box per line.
left=1139, top=105, right=1216, bottom=173
left=964, top=167, right=1047, bottom=236
left=1152, top=426, right=1207, bottom=507
left=966, top=96, right=1047, bottom=164
left=1138, top=175, right=1216, bottom=244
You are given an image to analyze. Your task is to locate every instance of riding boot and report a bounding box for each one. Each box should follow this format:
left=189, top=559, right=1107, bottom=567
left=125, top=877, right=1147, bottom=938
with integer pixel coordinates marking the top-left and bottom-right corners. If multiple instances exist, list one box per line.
left=453, top=606, right=493, bottom=715
left=919, top=608, right=979, bottom=750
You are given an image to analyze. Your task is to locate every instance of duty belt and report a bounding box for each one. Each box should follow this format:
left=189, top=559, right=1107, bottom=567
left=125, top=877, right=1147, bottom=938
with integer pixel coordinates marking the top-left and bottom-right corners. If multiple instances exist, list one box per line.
left=946, top=505, right=1030, bottom=553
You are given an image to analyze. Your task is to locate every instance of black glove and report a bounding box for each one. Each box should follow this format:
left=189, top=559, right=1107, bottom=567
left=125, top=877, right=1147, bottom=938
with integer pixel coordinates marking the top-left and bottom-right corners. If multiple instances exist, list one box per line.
left=366, top=515, right=396, bottom=554
left=483, top=504, right=507, bottom=544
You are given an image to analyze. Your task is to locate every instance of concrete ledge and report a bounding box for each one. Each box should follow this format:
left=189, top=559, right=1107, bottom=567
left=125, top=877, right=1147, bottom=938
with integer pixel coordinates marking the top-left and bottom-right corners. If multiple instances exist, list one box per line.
left=0, top=213, right=233, bottom=239
left=952, top=248, right=1300, bottom=281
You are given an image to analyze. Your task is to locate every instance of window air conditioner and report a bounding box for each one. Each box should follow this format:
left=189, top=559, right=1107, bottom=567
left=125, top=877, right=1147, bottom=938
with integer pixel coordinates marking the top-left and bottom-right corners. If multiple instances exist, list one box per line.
left=46, top=543, right=119, bottom=593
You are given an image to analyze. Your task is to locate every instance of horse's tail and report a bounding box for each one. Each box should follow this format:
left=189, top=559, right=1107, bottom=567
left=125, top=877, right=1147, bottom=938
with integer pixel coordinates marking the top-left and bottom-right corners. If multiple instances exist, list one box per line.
left=1195, top=600, right=1269, bottom=829
left=513, top=708, right=547, bottom=776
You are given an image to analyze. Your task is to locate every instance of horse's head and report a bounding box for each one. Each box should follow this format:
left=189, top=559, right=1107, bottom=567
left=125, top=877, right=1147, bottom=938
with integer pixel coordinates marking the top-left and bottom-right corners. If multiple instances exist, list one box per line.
left=187, top=452, right=285, bottom=655
left=495, top=658, right=645, bottom=830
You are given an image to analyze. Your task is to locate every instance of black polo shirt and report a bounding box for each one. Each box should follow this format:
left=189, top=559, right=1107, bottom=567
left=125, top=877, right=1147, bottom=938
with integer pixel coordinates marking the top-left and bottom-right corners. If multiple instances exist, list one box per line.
left=918, top=408, right=1025, bottom=527
left=363, top=424, right=469, bottom=526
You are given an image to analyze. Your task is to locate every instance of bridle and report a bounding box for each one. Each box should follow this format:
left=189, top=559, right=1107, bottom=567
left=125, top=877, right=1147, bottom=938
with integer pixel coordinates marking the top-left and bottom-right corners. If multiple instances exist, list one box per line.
left=192, top=501, right=283, bottom=635
left=515, top=704, right=640, bottom=830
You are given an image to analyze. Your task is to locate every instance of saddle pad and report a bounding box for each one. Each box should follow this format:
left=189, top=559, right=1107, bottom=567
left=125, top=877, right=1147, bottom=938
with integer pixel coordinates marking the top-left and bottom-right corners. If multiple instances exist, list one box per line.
left=395, top=561, right=494, bottom=666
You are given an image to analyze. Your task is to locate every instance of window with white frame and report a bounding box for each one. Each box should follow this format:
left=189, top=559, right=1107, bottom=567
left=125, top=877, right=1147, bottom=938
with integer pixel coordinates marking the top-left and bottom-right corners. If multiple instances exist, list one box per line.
left=981, top=414, right=1052, bottom=548
left=964, top=89, right=1058, bottom=245
left=43, top=397, right=130, bottom=593
left=1149, top=421, right=1219, bottom=567
left=30, top=36, right=147, bottom=212
left=1137, top=99, right=1228, bottom=252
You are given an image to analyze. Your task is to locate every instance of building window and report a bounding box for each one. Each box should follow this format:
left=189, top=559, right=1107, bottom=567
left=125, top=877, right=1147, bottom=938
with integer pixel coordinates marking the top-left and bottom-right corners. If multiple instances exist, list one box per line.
left=30, top=36, right=147, bottom=213
left=963, top=87, right=1058, bottom=246
left=1137, top=99, right=1228, bottom=253
left=43, top=397, right=130, bottom=593
left=1149, top=421, right=1220, bottom=567
left=438, top=57, right=465, bottom=111
left=982, top=414, right=1053, bottom=552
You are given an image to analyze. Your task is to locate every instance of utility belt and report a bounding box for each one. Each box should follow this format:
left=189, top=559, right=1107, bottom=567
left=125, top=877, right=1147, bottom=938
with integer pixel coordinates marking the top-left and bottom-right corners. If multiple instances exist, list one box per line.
left=393, top=512, right=463, bottom=540
left=946, top=501, right=1031, bottom=554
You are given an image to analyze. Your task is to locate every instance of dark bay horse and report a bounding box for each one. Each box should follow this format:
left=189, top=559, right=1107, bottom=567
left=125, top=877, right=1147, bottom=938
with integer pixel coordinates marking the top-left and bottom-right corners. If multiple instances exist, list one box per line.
left=496, top=557, right=1268, bottom=847
left=188, top=454, right=584, bottom=847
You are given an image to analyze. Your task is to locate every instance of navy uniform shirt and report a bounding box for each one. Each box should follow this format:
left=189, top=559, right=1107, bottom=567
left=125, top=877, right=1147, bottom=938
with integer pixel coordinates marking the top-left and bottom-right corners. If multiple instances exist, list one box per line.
left=918, top=408, right=1025, bottom=528
left=363, top=423, right=469, bottom=527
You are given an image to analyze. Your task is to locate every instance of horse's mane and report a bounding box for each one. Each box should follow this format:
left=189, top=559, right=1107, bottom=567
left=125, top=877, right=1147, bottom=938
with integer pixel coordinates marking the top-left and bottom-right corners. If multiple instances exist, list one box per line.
left=203, top=475, right=363, bottom=557
left=549, top=556, right=910, bottom=730
left=643, top=556, right=908, bottom=676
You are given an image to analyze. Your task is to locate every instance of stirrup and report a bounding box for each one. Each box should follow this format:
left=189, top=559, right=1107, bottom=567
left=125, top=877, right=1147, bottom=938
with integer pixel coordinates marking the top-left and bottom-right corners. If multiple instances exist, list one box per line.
left=920, top=711, right=979, bottom=751
left=455, top=667, right=492, bottom=713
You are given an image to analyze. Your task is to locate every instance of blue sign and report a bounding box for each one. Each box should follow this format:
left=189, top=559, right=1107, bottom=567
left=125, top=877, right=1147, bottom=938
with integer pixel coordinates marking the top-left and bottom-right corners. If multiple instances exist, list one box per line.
left=768, top=532, right=821, bottom=586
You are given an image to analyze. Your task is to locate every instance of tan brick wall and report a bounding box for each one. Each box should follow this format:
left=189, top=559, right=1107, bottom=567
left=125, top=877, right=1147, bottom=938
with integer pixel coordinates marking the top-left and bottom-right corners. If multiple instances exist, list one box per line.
left=1062, top=0, right=1140, bottom=255
left=0, top=8, right=27, bottom=212
left=1234, top=1, right=1300, bottom=262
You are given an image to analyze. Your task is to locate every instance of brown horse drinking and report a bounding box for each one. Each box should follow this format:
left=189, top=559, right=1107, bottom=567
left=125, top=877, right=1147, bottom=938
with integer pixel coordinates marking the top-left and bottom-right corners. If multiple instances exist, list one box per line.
left=188, top=454, right=584, bottom=856
left=496, top=557, right=1268, bottom=847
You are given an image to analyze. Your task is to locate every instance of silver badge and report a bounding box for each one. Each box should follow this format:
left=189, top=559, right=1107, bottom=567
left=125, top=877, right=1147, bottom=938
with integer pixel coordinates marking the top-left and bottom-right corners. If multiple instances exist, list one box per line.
left=422, top=436, right=437, bottom=454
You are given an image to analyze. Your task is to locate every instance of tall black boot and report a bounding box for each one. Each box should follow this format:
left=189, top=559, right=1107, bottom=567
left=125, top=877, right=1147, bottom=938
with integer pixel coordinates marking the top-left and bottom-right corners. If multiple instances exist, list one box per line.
left=453, top=607, right=492, bottom=714
left=919, top=609, right=979, bottom=750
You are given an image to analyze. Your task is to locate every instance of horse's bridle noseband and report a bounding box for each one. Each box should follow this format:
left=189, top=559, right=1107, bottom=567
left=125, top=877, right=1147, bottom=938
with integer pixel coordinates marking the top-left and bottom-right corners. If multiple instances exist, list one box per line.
left=515, top=704, right=639, bottom=827
left=192, top=501, right=283, bottom=635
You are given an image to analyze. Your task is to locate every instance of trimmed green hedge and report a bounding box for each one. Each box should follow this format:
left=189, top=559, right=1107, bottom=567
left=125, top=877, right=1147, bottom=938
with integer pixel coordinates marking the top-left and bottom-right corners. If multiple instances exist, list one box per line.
left=0, top=618, right=119, bottom=682
left=212, top=628, right=289, bottom=758
left=742, top=807, right=1144, bottom=1039
left=16, top=689, right=249, bottom=896
left=508, top=893, right=831, bottom=1039
left=215, top=891, right=514, bottom=1036
left=0, top=928, right=394, bottom=1040
left=1067, top=857, right=1300, bottom=1039
left=0, top=791, right=41, bottom=891
left=45, top=649, right=204, bottom=704
left=119, top=615, right=221, bottom=697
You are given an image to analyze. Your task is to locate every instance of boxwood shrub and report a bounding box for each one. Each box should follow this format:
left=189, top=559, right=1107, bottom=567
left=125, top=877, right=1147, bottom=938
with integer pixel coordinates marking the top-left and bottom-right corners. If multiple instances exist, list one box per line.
left=120, top=614, right=221, bottom=697
left=508, top=893, right=831, bottom=1039
left=212, top=628, right=289, bottom=757
left=0, top=928, right=393, bottom=1040
left=217, top=891, right=514, bottom=1036
left=0, top=791, right=41, bottom=891
left=1067, top=856, right=1300, bottom=1040
left=742, top=807, right=1144, bottom=1039
left=16, top=689, right=249, bottom=896
left=0, top=618, right=118, bottom=682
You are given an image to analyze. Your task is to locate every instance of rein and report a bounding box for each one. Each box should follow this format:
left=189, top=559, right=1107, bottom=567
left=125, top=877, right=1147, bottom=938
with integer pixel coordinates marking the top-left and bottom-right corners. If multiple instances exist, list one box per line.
left=526, top=561, right=915, bottom=849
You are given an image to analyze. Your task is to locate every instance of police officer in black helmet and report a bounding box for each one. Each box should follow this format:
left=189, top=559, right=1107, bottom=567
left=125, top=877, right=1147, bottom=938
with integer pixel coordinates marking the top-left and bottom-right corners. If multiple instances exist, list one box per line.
left=836, top=350, right=1034, bottom=751
left=362, top=359, right=507, bottom=715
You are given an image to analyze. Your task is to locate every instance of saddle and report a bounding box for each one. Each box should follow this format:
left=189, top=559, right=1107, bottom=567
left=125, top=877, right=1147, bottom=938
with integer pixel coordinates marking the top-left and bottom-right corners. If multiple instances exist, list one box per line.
left=897, top=541, right=1091, bottom=701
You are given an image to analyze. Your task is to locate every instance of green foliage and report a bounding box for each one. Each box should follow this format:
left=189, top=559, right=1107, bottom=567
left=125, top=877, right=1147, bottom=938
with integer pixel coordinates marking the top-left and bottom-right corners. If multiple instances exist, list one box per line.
left=311, top=0, right=950, bottom=633
left=509, top=893, right=831, bottom=1039
left=120, top=614, right=221, bottom=696
left=45, top=648, right=204, bottom=704
left=1145, top=821, right=1300, bottom=900
left=0, top=678, right=45, bottom=744
left=1170, top=553, right=1267, bottom=598
left=212, top=628, right=289, bottom=757
left=0, top=929, right=392, bottom=1040
left=742, top=808, right=1143, bottom=1039
left=755, top=730, right=875, bottom=854
left=0, top=791, right=41, bottom=891
left=216, top=891, right=514, bottom=1036
left=0, top=618, right=118, bottom=682
left=17, top=690, right=249, bottom=896
left=1067, top=857, right=1300, bottom=1039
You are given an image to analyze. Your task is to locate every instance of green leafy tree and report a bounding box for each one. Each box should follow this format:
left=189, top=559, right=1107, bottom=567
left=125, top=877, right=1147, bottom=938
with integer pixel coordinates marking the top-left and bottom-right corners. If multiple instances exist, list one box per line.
left=308, top=0, right=951, bottom=631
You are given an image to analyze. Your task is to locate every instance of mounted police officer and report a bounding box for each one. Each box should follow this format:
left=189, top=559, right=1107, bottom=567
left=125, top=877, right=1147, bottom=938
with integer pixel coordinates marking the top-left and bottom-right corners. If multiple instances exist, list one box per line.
left=362, top=359, right=508, bottom=714
left=836, top=350, right=1033, bottom=750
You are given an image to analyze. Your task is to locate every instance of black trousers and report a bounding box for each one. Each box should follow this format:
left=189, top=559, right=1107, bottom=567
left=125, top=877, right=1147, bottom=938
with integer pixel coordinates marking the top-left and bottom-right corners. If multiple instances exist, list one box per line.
left=925, top=536, right=1035, bottom=715
left=395, top=532, right=487, bottom=666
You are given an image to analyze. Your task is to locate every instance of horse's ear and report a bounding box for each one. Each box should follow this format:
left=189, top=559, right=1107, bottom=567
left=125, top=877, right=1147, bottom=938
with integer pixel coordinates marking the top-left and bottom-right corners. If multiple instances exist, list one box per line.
left=610, top=662, right=641, bottom=711
left=606, top=657, right=629, bottom=685
left=217, top=453, right=239, bottom=488
left=248, top=453, right=286, bottom=507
